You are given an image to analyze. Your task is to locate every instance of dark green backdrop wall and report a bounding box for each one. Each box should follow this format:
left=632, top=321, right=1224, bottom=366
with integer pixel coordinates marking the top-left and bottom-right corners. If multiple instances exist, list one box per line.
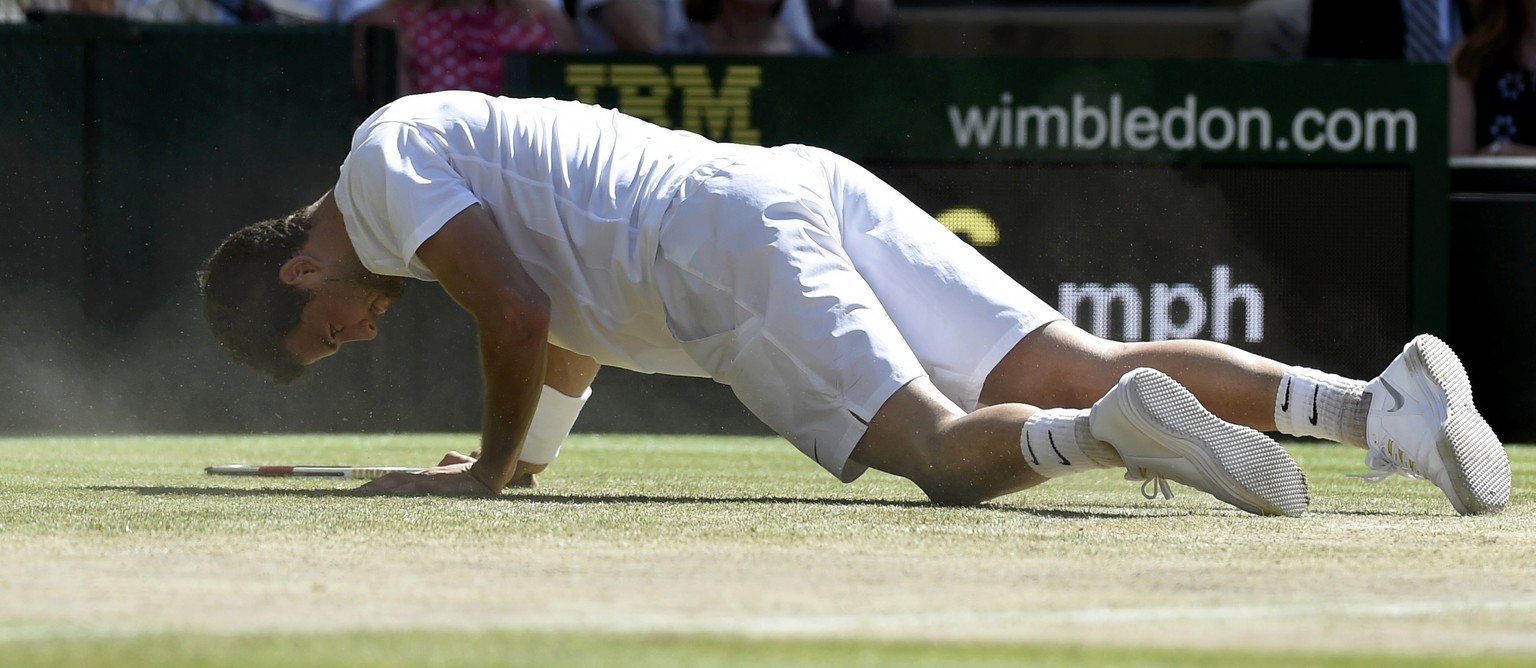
left=0, top=21, right=763, bottom=436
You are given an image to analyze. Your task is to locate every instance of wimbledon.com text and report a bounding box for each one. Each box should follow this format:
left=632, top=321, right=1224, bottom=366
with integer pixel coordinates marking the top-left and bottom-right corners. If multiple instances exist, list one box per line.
left=948, top=93, right=1418, bottom=154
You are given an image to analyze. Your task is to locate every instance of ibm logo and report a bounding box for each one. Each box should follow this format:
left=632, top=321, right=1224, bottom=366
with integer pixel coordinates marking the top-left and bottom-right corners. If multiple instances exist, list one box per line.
left=565, top=64, right=763, bottom=144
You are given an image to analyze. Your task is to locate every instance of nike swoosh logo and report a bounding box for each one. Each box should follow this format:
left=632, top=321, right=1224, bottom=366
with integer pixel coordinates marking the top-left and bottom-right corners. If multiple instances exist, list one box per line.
left=1280, top=379, right=1291, bottom=412
left=1047, top=431, right=1070, bottom=466
left=1309, top=386, right=1320, bottom=426
left=1379, top=378, right=1406, bottom=413
left=1025, top=432, right=1040, bottom=465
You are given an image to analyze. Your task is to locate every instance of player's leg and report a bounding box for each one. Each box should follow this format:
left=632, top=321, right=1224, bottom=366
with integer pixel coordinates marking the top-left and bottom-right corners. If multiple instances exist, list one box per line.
left=979, top=320, right=1289, bottom=429
left=791, top=144, right=1506, bottom=515
left=983, top=309, right=1511, bottom=515
left=838, top=376, right=1049, bottom=505
left=655, top=146, right=1304, bottom=514
left=851, top=367, right=1309, bottom=515
left=652, top=151, right=1060, bottom=499
left=792, top=145, right=1306, bottom=514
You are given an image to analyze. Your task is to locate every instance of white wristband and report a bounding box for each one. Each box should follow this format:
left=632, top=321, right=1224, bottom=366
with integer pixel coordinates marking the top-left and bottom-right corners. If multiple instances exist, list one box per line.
left=519, top=385, right=591, bottom=465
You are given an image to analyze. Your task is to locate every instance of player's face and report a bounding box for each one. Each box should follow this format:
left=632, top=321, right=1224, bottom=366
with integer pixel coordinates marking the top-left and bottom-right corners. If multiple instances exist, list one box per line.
left=285, top=265, right=405, bottom=366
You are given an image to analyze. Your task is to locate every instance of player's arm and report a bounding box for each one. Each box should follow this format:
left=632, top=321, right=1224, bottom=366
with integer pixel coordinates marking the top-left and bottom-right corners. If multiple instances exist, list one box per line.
left=416, top=202, right=551, bottom=493
left=442, top=344, right=600, bottom=484
left=515, top=344, right=600, bottom=478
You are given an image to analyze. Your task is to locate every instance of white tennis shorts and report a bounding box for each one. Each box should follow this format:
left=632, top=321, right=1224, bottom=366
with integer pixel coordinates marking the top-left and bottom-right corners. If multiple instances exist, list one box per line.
left=653, top=144, right=1063, bottom=482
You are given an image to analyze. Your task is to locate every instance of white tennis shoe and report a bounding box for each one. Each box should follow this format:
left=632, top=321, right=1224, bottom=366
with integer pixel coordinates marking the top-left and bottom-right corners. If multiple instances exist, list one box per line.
left=1359, top=334, right=1510, bottom=515
left=1089, top=368, right=1310, bottom=517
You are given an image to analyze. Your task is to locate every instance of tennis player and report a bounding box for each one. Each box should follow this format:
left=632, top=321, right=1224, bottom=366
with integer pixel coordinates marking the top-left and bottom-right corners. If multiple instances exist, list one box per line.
left=199, top=91, right=1509, bottom=515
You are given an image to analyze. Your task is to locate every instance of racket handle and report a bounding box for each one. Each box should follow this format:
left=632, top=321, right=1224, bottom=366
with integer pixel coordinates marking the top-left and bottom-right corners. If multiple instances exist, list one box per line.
left=206, top=465, right=424, bottom=479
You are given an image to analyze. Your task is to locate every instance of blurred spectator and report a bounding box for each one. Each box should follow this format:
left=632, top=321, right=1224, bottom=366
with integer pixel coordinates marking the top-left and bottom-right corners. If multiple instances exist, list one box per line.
left=572, top=0, right=822, bottom=53
left=56, top=0, right=117, bottom=13
left=7, top=0, right=266, bottom=22
left=806, top=0, right=892, bottom=54
left=7, top=0, right=122, bottom=19
left=100, top=0, right=385, bottom=24
left=1308, top=0, right=1471, bottom=61
left=264, top=0, right=387, bottom=22
left=657, top=0, right=828, bottom=54
left=1233, top=0, right=1309, bottom=59
left=569, top=0, right=665, bottom=52
left=120, top=0, right=267, bottom=22
left=1450, top=0, right=1536, bottom=155
left=392, top=0, right=578, bottom=96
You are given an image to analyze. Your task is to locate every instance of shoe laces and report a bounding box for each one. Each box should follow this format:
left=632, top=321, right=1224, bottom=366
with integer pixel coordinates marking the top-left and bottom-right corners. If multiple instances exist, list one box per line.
left=1350, top=448, right=1423, bottom=483
left=1126, top=469, right=1175, bottom=500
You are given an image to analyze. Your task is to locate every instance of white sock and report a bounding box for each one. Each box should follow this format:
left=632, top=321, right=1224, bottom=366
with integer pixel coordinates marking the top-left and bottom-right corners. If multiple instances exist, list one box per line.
left=1021, top=408, right=1124, bottom=478
left=1274, top=367, right=1368, bottom=446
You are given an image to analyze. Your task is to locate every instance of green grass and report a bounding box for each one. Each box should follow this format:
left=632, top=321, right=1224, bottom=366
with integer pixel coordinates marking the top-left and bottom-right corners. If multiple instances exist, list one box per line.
left=12, top=630, right=1536, bottom=668
left=1, top=434, right=1534, bottom=667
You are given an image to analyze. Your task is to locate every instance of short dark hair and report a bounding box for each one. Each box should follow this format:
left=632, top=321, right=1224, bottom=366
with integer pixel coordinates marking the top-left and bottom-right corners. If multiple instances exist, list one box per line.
left=197, top=208, right=315, bottom=384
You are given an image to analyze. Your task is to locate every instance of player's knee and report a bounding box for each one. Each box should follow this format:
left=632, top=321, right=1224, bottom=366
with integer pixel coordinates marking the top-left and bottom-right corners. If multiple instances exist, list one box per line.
left=905, top=442, right=994, bottom=506
left=854, top=429, right=984, bottom=505
left=917, top=478, right=992, bottom=506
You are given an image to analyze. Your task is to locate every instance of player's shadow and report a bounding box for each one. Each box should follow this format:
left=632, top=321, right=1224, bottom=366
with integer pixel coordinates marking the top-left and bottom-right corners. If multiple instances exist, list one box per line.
left=91, top=485, right=361, bottom=499
left=88, top=485, right=1149, bottom=520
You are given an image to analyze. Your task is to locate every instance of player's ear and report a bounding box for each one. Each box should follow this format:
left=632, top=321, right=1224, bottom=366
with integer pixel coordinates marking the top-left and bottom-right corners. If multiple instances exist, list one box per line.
left=279, top=256, right=323, bottom=288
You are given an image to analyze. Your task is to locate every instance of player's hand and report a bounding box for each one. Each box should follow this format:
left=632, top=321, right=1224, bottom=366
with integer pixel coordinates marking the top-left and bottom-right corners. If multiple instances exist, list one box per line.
left=354, top=463, right=496, bottom=497
left=434, top=450, right=540, bottom=487
left=437, top=450, right=477, bottom=466
left=508, top=460, right=545, bottom=488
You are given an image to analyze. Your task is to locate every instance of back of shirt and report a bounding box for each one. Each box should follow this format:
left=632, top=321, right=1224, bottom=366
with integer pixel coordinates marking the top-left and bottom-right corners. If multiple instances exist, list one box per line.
left=334, top=91, right=728, bottom=374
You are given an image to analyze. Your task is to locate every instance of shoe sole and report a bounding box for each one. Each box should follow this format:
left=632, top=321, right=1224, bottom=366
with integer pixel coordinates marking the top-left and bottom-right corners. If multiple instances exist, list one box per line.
left=1408, top=334, right=1510, bottom=515
left=1119, top=370, right=1310, bottom=517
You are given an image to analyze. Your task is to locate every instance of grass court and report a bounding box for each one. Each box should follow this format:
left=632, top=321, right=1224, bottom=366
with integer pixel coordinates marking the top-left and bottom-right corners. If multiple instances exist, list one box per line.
left=2, top=434, right=1533, bottom=666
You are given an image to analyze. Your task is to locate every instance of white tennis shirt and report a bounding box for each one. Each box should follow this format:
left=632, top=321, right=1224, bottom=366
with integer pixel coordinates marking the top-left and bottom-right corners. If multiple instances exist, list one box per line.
left=333, top=91, right=734, bottom=375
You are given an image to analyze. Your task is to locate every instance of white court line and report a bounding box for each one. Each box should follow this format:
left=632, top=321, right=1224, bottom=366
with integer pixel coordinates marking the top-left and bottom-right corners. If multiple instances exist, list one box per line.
left=0, top=627, right=140, bottom=643
left=566, top=598, right=1536, bottom=636
left=4, top=599, right=1536, bottom=643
